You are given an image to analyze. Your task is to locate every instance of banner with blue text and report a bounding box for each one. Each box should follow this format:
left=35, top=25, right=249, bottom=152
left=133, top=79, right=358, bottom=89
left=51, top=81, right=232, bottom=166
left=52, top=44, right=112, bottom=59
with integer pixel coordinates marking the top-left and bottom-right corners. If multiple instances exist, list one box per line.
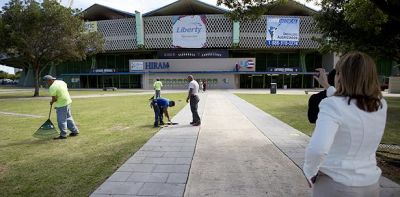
left=172, top=15, right=207, bottom=48
left=266, top=16, right=300, bottom=46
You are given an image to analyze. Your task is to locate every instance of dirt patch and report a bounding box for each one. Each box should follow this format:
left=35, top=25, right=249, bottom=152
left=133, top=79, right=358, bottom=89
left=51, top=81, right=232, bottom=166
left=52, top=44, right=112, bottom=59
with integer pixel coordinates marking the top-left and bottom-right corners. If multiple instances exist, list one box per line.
left=377, top=152, right=400, bottom=184
left=109, top=125, right=130, bottom=132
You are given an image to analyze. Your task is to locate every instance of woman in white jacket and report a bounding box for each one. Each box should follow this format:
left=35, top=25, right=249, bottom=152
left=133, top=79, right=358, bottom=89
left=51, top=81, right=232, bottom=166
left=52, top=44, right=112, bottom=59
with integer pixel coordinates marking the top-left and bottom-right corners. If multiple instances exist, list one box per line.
left=303, top=51, right=387, bottom=197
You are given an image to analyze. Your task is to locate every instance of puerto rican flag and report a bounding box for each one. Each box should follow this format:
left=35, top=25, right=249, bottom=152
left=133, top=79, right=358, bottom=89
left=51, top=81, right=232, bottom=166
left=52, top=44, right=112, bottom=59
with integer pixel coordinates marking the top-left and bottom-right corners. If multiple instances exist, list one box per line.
left=246, top=60, right=255, bottom=68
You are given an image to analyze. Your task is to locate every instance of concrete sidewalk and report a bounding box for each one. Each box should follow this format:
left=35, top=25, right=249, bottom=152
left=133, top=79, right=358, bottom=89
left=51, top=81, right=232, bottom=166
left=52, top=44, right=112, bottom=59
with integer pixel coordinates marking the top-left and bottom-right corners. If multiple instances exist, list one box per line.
left=91, top=94, right=207, bottom=197
left=91, top=91, right=399, bottom=197
left=226, top=92, right=400, bottom=196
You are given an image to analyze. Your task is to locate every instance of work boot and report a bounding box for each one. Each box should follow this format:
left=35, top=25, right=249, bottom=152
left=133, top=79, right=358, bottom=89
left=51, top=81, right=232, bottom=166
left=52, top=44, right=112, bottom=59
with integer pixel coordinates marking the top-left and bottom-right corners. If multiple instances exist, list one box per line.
left=53, top=136, right=67, bottom=140
left=69, top=133, right=79, bottom=137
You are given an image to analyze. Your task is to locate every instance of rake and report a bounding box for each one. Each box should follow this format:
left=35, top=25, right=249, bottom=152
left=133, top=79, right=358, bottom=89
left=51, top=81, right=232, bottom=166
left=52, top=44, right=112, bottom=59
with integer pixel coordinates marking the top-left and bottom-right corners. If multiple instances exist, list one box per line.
left=33, top=104, right=58, bottom=139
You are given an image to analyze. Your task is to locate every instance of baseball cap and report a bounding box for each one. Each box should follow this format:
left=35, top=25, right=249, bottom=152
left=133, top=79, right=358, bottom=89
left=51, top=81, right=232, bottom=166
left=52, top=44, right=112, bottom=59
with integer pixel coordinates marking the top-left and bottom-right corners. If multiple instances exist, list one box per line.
left=43, top=75, right=56, bottom=80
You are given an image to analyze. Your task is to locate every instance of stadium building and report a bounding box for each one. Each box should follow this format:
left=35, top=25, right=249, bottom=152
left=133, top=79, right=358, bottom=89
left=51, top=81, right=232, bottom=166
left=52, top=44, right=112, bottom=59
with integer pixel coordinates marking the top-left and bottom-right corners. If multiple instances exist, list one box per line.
left=5, top=0, right=394, bottom=89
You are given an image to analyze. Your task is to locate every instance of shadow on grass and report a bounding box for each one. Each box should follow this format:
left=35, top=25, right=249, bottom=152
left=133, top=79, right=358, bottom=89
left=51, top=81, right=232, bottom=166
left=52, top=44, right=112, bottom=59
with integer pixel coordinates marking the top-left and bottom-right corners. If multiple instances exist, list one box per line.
left=0, top=138, right=52, bottom=149
left=0, top=95, right=48, bottom=99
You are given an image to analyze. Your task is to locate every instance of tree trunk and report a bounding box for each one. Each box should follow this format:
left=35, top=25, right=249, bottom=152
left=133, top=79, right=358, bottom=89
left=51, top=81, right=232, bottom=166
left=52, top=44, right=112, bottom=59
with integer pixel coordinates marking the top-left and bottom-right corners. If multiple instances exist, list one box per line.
left=33, top=63, right=40, bottom=97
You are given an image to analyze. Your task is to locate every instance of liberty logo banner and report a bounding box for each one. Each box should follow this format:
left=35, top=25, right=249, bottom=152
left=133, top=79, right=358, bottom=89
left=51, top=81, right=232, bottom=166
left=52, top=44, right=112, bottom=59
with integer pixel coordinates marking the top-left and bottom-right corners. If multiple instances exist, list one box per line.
left=172, top=15, right=207, bottom=48
left=266, top=16, right=300, bottom=46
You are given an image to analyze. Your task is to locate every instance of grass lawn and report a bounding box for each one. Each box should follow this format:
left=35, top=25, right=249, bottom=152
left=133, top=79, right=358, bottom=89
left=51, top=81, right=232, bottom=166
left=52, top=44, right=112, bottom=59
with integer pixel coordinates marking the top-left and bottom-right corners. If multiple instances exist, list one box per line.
left=236, top=94, right=400, bottom=145
left=0, top=89, right=143, bottom=99
left=0, top=93, right=186, bottom=196
left=237, top=94, right=400, bottom=183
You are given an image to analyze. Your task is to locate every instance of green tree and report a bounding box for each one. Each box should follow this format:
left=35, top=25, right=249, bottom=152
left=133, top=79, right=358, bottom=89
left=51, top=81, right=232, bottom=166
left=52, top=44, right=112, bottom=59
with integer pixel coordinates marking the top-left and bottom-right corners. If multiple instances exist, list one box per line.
left=0, top=0, right=104, bottom=96
left=217, top=0, right=400, bottom=60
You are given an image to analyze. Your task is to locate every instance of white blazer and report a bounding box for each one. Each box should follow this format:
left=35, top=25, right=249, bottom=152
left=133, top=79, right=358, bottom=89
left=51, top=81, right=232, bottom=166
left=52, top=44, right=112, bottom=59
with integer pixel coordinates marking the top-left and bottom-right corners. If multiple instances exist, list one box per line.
left=303, top=87, right=387, bottom=186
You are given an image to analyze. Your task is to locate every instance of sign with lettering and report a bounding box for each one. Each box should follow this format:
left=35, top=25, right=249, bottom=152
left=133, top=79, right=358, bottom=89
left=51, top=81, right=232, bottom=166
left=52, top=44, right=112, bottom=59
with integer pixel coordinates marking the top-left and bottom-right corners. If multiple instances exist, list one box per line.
left=144, top=62, right=170, bottom=70
left=129, top=58, right=255, bottom=72
left=158, top=50, right=228, bottom=59
left=92, top=69, right=115, bottom=73
left=266, top=16, right=300, bottom=46
left=172, top=15, right=207, bottom=48
left=267, top=67, right=302, bottom=72
left=129, top=61, right=144, bottom=71
left=84, top=21, right=98, bottom=32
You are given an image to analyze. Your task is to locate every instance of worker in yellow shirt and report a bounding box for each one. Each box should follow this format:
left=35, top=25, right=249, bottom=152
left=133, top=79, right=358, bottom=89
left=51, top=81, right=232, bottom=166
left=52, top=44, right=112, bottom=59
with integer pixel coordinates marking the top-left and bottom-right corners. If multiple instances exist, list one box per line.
left=153, top=78, right=163, bottom=98
left=44, top=75, right=79, bottom=140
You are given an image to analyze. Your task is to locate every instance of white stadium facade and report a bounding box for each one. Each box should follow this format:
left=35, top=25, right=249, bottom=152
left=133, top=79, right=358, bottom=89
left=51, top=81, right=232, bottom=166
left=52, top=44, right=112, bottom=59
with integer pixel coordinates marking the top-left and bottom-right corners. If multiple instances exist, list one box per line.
left=4, top=0, right=394, bottom=89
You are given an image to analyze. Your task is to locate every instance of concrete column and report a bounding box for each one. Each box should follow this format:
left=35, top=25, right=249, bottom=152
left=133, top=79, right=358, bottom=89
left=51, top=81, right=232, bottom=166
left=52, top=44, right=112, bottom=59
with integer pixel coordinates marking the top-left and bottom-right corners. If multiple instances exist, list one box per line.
left=23, top=65, right=34, bottom=87
left=322, top=53, right=335, bottom=71
left=142, top=73, right=149, bottom=90
left=233, top=21, right=240, bottom=46
left=135, top=11, right=145, bottom=47
left=91, top=56, right=96, bottom=70
left=18, top=68, right=26, bottom=86
left=49, top=65, right=57, bottom=76
left=333, top=53, right=341, bottom=68
left=299, top=52, right=306, bottom=72
left=391, top=61, right=399, bottom=76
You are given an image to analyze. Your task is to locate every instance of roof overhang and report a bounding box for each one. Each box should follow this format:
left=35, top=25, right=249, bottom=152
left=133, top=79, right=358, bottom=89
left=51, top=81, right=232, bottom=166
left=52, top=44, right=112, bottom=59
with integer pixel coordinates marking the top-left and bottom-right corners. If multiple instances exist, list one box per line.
left=82, top=4, right=135, bottom=21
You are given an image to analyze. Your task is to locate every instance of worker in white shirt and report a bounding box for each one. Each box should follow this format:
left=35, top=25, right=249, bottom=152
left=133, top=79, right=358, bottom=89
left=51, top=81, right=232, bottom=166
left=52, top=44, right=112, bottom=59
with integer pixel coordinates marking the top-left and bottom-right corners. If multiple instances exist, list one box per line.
left=186, top=75, right=200, bottom=126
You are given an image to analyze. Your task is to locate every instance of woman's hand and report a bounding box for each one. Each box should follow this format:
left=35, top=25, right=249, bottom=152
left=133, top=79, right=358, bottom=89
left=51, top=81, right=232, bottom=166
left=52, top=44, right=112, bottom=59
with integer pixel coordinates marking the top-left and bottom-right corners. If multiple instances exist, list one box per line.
left=314, top=68, right=330, bottom=89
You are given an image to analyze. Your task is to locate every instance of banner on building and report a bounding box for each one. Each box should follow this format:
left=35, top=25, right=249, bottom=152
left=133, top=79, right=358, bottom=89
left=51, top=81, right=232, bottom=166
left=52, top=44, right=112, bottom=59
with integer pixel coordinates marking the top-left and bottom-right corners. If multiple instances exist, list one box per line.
left=266, top=16, right=300, bottom=46
left=267, top=67, right=302, bottom=72
left=129, top=58, right=255, bottom=72
left=129, top=61, right=144, bottom=71
left=158, top=50, right=228, bottom=59
left=172, top=15, right=207, bottom=48
left=84, top=21, right=98, bottom=32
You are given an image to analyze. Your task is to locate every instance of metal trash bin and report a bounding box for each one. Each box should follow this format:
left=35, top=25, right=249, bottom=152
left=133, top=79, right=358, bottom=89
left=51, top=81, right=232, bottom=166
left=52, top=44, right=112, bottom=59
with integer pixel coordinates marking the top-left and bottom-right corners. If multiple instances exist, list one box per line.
left=270, top=83, right=277, bottom=94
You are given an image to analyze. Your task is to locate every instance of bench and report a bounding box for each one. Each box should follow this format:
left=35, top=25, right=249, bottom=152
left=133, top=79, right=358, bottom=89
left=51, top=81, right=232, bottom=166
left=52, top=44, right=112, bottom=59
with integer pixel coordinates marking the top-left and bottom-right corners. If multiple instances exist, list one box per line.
left=102, top=87, right=117, bottom=91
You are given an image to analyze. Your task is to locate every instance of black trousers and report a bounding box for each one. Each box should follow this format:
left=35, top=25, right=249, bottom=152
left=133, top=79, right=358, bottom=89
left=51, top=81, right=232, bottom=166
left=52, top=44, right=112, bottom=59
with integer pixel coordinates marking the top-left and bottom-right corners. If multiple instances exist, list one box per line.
left=190, top=95, right=200, bottom=123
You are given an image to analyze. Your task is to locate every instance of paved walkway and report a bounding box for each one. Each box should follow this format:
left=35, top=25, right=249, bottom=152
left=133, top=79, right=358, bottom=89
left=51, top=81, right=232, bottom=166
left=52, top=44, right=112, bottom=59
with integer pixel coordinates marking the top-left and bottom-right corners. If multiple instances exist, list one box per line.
left=91, top=91, right=400, bottom=197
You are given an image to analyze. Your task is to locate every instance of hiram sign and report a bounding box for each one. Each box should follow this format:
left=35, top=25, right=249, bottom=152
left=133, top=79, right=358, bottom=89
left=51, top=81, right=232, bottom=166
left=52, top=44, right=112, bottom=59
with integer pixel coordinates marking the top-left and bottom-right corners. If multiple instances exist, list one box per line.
left=145, top=62, right=170, bottom=70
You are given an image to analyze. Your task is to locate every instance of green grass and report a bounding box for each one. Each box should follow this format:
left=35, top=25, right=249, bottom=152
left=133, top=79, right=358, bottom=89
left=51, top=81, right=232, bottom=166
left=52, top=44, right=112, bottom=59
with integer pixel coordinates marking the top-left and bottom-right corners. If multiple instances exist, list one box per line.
left=236, top=94, right=400, bottom=145
left=0, top=89, right=143, bottom=99
left=0, top=93, right=186, bottom=196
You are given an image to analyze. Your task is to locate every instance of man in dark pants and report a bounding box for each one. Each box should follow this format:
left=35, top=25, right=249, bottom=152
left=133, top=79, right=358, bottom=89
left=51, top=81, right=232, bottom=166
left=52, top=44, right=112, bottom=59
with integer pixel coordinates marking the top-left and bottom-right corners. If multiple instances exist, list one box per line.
left=150, top=97, right=175, bottom=127
left=307, top=69, right=336, bottom=123
left=186, top=75, right=200, bottom=126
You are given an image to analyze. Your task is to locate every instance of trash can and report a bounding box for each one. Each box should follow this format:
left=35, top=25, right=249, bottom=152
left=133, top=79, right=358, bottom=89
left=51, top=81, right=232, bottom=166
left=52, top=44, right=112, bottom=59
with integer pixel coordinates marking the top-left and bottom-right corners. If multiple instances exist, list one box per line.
left=270, top=83, right=277, bottom=94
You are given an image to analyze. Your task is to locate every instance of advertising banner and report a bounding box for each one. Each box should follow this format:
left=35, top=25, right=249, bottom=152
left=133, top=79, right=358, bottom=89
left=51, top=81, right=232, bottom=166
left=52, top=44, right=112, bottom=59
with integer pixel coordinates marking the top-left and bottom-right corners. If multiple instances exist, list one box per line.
left=129, top=61, right=144, bottom=71
left=266, top=67, right=302, bottom=72
left=84, top=21, right=98, bottom=32
left=172, top=15, right=207, bottom=48
left=158, top=50, right=228, bottom=59
left=266, top=16, right=300, bottom=46
left=129, top=58, right=256, bottom=72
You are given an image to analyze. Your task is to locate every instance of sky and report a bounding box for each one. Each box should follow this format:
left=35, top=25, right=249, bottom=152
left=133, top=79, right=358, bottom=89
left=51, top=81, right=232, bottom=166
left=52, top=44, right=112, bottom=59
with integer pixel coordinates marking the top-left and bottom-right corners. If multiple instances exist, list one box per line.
left=0, top=0, right=320, bottom=14
left=0, top=0, right=320, bottom=74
